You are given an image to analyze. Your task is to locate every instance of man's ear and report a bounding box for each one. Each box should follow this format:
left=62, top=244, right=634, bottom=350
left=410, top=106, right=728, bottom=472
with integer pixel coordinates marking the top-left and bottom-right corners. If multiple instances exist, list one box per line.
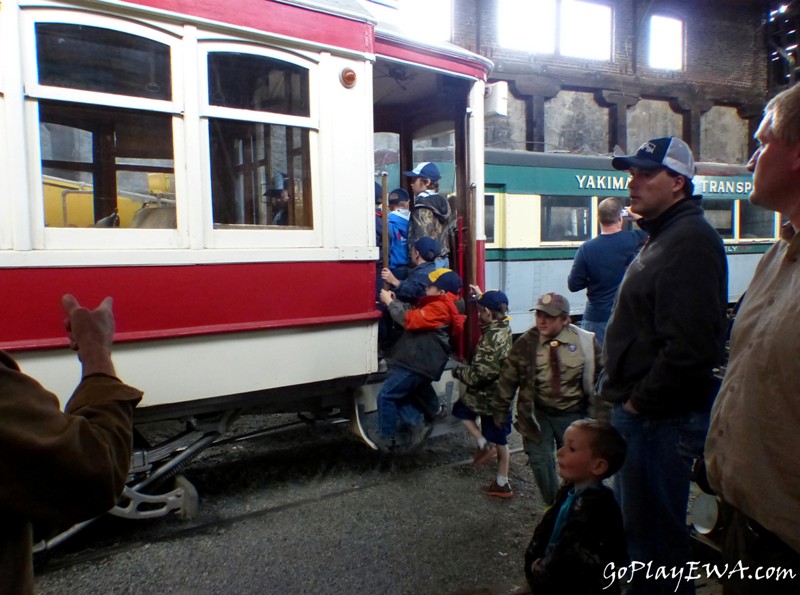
left=671, top=174, right=687, bottom=194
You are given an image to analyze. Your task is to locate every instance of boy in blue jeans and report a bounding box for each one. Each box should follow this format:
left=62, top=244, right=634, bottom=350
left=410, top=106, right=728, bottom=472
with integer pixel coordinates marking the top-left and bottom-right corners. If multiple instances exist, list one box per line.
left=374, top=268, right=465, bottom=452
left=451, top=287, right=514, bottom=497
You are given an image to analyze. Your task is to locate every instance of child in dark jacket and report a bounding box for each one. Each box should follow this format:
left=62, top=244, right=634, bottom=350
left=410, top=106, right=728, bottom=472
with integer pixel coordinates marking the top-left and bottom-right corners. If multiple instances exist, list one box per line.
left=525, top=419, right=628, bottom=595
left=374, top=268, right=465, bottom=451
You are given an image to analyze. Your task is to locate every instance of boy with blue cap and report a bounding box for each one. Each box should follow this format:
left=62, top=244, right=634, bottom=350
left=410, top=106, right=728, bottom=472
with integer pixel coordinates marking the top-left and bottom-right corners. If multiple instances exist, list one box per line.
left=381, top=236, right=438, bottom=305
left=452, top=287, right=514, bottom=497
left=403, top=162, right=451, bottom=268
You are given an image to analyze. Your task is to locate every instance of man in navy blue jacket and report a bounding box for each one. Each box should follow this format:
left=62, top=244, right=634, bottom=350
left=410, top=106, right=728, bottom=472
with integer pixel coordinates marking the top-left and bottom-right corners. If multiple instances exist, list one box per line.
left=599, top=137, right=728, bottom=595
left=568, top=197, right=646, bottom=345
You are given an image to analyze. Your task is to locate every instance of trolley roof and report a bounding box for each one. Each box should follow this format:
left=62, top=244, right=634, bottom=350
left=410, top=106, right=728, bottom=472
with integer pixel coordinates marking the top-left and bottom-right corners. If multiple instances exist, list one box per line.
left=120, top=0, right=492, bottom=80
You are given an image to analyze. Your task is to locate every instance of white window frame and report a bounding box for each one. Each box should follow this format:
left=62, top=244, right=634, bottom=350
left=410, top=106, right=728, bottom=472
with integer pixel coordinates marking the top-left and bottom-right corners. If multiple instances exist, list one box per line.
left=20, top=10, right=187, bottom=251
left=198, top=41, right=321, bottom=249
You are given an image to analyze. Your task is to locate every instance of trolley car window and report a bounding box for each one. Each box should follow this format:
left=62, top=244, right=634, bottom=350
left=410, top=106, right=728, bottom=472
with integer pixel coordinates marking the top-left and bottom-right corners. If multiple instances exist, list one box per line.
left=739, top=200, right=775, bottom=238
left=541, top=196, right=591, bottom=242
left=207, top=53, right=309, bottom=117
left=209, top=119, right=311, bottom=228
left=703, top=199, right=734, bottom=239
left=35, top=24, right=171, bottom=101
left=39, top=101, right=175, bottom=229
left=484, top=195, right=495, bottom=244
left=412, top=132, right=456, bottom=195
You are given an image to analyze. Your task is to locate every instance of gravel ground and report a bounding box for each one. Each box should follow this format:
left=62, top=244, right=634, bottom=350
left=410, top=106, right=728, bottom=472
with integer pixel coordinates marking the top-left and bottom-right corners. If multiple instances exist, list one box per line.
left=33, top=413, right=723, bottom=595
left=35, top=415, right=540, bottom=594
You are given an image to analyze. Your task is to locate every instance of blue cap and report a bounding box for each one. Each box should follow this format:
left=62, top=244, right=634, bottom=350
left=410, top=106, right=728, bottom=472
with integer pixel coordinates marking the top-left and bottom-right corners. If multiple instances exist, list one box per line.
left=375, top=182, right=383, bottom=203
left=477, top=290, right=509, bottom=312
left=388, top=188, right=409, bottom=204
left=413, top=236, right=438, bottom=261
left=403, top=162, right=441, bottom=181
left=428, top=269, right=462, bottom=295
left=611, top=137, right=695, bottom=179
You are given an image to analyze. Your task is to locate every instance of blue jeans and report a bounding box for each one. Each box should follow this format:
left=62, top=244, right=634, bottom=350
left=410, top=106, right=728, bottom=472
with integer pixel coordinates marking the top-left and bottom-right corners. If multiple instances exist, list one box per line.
left=377, top=367, right=437, bottom=439
left=580, top=318, right=608, bottom=346
left=612, top=403, right=709, bottom=595
left=522, top=408, right=585, bottom=505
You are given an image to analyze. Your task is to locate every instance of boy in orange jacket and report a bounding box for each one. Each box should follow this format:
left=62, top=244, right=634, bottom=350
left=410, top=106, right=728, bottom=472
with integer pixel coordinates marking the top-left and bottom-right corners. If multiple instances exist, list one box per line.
left=374, top=268, right=465, bottom=451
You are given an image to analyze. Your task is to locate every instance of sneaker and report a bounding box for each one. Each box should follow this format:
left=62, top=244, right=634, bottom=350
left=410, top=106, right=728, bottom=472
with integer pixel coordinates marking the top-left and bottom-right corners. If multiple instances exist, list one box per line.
left=409, top=422, right=434, bottom=450
left=472, top=445, right=497, bottom=467
left=374, top=435, right=396, bottom=454
left=377, top=358, right=388, bottom=373
left=480, top=479, right=513, bottom=499
left=434, top=404, right=448, bottom=421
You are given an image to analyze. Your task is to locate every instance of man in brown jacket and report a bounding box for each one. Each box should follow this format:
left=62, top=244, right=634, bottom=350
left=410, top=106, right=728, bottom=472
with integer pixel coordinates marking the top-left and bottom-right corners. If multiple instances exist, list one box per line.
left=0, top=294, right=142, bottom=595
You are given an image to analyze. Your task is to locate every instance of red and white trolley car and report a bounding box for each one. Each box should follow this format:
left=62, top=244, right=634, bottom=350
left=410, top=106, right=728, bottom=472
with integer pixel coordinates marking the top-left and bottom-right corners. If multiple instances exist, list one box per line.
left=1, top=0, right=491, bottom=533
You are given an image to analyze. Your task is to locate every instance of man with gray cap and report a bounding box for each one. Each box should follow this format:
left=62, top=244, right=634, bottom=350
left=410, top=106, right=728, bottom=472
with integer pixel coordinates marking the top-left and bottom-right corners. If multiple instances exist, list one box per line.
left=599, top=137, right=728, bottom=595
left=491, top=292, right=601, bottom=505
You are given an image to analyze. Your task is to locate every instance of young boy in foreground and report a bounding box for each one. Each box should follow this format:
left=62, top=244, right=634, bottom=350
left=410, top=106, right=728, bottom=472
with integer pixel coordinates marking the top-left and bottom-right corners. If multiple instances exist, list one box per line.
left=524, top=419, right=628, bottom=594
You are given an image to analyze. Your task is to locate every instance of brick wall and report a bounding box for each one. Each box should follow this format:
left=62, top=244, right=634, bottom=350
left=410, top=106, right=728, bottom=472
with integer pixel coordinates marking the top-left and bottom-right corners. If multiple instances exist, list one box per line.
left=453, top=0, right=768, bottom=160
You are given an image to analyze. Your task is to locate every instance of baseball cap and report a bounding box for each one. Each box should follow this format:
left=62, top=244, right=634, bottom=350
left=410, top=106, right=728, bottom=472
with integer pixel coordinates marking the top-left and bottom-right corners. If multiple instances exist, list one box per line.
left=611, top=137, right=696, bottom=179
left=428, top=268, right=462, bottom=295
left=265, top=173, right=288, bottom=197
left=403, top=162, right=441, bottom=181
left=388, top=188, right=410, bottom=204
left=413, top=236, right=438, bottom=261
left=532, top=292, right=570, bottom=317
left=375, top=181, right=382, bottom=203
left=477, top=290, right=509, bottom=313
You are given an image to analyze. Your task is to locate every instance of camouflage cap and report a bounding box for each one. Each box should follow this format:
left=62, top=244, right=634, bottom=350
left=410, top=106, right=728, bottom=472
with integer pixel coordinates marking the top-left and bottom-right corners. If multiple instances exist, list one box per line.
left=532, top=292, right=570, bottom=317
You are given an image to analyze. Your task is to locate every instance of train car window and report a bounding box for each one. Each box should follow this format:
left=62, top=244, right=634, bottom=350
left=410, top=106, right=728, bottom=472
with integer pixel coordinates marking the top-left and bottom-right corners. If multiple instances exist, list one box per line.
left=35, top=24, right=171, bottom=101
left=413, top=132, right=456, bottom=196
left=484, top=195, right=495, bottom=244
left=541, top=196, right=591, bottom=242
left=39, top=101, right=175, bottom=229
left=374, top=132, right=400, bottom=190
left=703, top=199, right=735, bottom=239
left=203, top=49, right=315, bottom=232
left=207, top=53, right=309, bottom=117
left=739, top=200, right=776, bottom=238
left=209, top=120, right=311, bottom=228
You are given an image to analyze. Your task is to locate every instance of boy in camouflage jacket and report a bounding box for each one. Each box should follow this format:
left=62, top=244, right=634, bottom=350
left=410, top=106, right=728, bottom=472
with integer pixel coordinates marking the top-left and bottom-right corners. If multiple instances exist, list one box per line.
left=452, top=287, right=514, bottom=497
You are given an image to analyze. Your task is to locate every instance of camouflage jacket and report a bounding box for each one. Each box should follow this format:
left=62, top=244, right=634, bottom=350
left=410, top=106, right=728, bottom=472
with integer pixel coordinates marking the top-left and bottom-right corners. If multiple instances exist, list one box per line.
left=452, top=318, right=512, bottom=415
left=490, top=324, right=602, bottom=440
left=408, top=191, right=452, bottom=260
